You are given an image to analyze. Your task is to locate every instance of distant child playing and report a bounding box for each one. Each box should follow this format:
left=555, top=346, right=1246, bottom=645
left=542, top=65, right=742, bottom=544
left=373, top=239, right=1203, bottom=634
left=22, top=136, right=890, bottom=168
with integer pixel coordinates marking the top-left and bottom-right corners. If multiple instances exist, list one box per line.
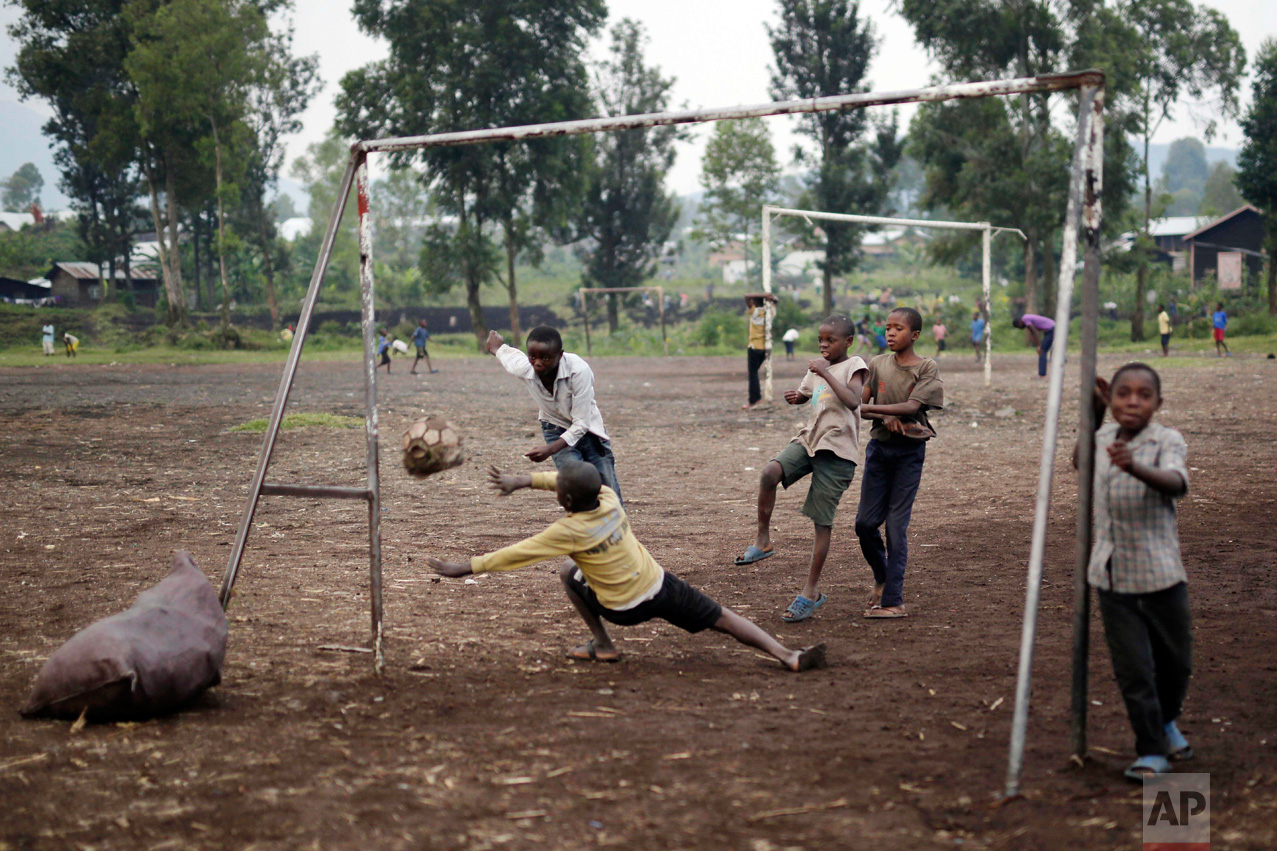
left=856, top=307, right=943, bottom=618
left=63, top=332, right=79, bottom=357
left=1157, top=304, right=1172, bottom=357
left=733, top=316, right=867, bottom=623
left=410, top=319, right=437, bottom=375
left=970, top=311, right=987, bottom=362
left=487, top=325, right=622, bottom=502
left=1079, top=363, right=1193, bottom=781
left=1212, top=303, right=1229, bottom=357
left=427, top=462, right=827, bottom=672
left=1012, top=313, right=1055, bottom=377
left=931, top=319, right=947, bottom=357
left=376, top=328, right=392, bottom=373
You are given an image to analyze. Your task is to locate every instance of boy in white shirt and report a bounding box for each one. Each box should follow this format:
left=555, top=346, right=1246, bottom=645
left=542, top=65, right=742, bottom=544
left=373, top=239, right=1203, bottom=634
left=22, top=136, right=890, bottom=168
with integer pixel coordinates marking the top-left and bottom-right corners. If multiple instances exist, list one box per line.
left=486, top=326, right=621, bottom=502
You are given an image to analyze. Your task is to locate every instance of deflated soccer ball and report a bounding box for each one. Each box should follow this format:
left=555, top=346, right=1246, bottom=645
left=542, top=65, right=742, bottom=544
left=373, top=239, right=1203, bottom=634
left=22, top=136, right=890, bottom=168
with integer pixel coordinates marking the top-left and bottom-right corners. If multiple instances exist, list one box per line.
left=402, top=417, right=464, bottom=478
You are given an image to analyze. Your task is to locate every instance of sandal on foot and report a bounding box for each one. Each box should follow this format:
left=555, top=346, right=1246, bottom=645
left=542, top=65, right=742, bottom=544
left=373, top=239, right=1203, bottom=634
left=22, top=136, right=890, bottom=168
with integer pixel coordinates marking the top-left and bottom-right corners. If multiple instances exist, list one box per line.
left=1165, top=721, right=1193, bottom=761
left=782, top=593, right=826, bottom=623
left=792, top=643, right=828, bottom=672
left=566, top=639, right=620, bottom=663
left=1124, top=755, right=1171, bottom=781
left=864, top=604, right=907, bottom=619
left=734, top=545, right=775, bottom=566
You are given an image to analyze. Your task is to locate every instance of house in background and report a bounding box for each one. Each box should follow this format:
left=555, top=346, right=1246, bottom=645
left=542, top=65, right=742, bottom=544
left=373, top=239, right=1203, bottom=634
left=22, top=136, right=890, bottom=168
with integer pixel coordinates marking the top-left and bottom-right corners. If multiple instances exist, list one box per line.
left=0, top=276, right=52, bottom=302
left=1110, top=216, right=1210, bottom=273
left=1183, top=205, right=1265, bottom=290
left=47, top=262, right=161, bottom=307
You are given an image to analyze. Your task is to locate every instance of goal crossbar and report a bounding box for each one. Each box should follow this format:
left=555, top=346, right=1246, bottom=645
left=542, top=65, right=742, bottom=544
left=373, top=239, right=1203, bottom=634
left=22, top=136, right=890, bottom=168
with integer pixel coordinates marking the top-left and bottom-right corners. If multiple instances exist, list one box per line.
left=220, top=70, right=1107, bottom=803
left=760, top=205, right=1026, bottom=392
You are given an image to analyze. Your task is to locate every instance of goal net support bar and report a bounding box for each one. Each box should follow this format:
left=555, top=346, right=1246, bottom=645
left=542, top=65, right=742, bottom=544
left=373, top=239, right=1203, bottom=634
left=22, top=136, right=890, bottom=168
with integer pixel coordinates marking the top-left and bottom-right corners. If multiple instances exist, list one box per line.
left=760, top=206, right=1027, bottom=393
left=219, top=71, right=1105, bottom=802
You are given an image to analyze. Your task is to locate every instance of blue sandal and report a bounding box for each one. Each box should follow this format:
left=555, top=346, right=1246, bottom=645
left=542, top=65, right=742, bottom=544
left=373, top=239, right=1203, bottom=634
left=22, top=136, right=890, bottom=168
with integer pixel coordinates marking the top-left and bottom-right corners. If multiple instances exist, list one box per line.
left=782, top=593, right=826, bottom=623
left=734, top=545, right=775, bottom=565
left=1166, top=721, right=1194, bottom=761
left=1123, top=754, right=1171, bottom=781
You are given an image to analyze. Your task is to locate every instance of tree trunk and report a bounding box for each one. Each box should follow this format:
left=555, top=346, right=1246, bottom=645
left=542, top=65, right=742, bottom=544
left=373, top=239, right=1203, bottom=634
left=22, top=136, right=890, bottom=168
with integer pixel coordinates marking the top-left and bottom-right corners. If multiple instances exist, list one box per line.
left=211, top=119, right=232, bottom=333
left=822, top=263, right=833, bottom=318
left=192, top=213, right=203, bottom=311
left=1042, top=229, right=1057, bottom=318
left=1023, top=236, right=1038, bottom=316
left=1268, top=239, right=1277, bottom=316
left=607, top=293, right=619, bottom=334
left=1134, top=99, right=1152, bottom=342
left=257, top=202, right=280, bottom=330
left=163, top=157, right=189, bottom=326
left=143, top=158, right=185, bottom=327
left=503, top=220, right=521, bottom=343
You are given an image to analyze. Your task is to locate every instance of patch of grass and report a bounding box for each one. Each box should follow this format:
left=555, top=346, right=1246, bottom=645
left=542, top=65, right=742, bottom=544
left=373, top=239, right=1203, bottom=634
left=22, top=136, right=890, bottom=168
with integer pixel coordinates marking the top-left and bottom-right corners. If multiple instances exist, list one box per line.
left=229, top=412, right=364, bottom=433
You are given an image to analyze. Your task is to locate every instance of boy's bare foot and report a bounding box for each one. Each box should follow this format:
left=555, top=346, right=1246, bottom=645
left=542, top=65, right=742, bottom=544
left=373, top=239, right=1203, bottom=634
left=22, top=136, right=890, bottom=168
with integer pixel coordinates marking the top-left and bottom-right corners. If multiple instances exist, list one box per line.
left=867, top=583, right=884, bottom=607
left=566, top=639, right=620, bottom=663
left=787, top=643, right=828, bottom=672
left=864, top=605, right=907, bottom=619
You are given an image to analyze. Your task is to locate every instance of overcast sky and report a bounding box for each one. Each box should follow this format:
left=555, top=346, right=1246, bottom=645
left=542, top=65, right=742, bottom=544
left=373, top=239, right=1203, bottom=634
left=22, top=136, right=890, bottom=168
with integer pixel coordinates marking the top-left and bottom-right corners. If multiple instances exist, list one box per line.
left=4, top=0, right=1275, bottom=196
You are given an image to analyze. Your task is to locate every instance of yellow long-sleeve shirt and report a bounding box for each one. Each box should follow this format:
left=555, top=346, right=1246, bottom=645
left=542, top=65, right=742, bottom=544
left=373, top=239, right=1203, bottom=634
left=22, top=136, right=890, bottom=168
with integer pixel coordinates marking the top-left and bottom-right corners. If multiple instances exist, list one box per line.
left=470, top=473, right=663, bottom=609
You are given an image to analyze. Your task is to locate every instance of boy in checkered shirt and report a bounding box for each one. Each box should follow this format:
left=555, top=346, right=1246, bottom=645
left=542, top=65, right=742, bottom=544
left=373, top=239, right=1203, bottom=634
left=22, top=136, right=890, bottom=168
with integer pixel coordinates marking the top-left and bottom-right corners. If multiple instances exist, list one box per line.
left=1080, top=363, right=1193, bottom=781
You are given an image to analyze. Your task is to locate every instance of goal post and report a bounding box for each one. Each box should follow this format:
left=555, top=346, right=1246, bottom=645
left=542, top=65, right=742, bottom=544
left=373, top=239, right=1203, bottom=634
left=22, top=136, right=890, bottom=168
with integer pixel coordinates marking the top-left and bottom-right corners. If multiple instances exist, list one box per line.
left=219, top=70, right=1106, bottom=801
left=760, top=205, right=1026, bottom=393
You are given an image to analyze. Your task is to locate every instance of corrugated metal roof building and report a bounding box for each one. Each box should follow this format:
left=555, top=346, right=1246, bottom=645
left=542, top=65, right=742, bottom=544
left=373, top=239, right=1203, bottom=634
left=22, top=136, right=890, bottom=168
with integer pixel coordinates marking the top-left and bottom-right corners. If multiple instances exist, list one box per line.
left=47, top=262, right=161, bottom=307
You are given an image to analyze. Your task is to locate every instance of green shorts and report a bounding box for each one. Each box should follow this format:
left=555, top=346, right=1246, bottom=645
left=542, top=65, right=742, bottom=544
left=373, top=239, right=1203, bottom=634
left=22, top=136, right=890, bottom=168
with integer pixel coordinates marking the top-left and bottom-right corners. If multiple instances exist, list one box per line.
left=774, top=442, right=857, bottom=528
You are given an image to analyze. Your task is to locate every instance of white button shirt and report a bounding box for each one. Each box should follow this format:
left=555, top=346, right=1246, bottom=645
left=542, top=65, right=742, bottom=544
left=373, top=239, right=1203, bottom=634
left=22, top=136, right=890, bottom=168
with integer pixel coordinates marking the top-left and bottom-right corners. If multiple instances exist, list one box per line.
left=495, top=345, right=610, bottom=447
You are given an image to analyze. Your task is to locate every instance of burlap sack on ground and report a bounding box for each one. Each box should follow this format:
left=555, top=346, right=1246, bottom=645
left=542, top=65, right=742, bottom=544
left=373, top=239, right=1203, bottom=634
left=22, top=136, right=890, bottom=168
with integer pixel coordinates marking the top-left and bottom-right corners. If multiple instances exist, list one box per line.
left=20, top=551, right=227, bottom=721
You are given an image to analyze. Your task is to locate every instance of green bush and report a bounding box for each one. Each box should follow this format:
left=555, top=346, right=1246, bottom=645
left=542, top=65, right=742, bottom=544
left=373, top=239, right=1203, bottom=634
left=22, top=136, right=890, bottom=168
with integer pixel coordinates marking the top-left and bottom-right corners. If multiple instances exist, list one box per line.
left=696, top=309, right=745, bottom=348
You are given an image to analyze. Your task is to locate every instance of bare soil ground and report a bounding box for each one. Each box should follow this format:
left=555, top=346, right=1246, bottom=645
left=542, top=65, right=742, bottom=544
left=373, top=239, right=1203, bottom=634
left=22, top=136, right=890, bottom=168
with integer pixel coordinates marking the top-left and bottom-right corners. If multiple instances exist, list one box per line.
left=2, top=349, right=1275, bottom=851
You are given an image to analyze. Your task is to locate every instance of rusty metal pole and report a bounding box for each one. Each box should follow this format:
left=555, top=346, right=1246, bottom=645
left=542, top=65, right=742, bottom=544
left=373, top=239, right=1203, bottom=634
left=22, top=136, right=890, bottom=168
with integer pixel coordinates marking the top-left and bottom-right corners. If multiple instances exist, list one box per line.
left=982, top=226, right=993, bottom=387
left=761, top=206, right=774, bottom=401
left=1004, top=81, right=1101, bottom=800
left=1071, top=85, right=1106, bottom=760
left=355, top=156, right=386, bottom=675
left=582, top=290, right=592, bottom=356
left=219, top=155, right=358, bottom=609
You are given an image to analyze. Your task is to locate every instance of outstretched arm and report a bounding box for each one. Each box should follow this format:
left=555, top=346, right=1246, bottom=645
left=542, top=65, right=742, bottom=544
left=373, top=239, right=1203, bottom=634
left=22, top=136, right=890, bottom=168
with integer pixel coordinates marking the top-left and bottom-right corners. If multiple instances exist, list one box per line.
left=427, top=557, right=472, bottom=578
left=488, top=465, right=533, bottom=495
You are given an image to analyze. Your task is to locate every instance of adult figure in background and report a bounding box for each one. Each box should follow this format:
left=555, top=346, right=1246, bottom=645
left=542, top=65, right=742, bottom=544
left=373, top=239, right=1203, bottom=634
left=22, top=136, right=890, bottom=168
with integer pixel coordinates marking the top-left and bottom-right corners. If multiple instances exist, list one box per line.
left=41, top=322, right=54, bottom=356
left=1012, top=313, right=1055, bottom=378
left=743, top=295, right=776, bottom=409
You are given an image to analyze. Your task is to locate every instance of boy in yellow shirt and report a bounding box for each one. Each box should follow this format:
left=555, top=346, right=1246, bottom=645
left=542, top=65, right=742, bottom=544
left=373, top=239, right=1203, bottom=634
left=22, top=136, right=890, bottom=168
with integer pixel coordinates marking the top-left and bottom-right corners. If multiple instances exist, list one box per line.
left=427, top=461, right=826, bottom=672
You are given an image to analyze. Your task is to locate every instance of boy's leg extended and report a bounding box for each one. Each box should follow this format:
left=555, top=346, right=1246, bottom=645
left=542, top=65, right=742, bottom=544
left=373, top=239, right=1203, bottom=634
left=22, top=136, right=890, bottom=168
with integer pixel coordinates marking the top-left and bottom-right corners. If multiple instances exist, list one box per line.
left=879, top=442, right=925, bottom=609
left=1098, top=588, right=1171, bottom=756
left=798, top=452, right=855, bottom=600
left=559, top=560, right=619, bottom=660
left=712, top=607, right=825, bottom=672
left=753, top=460, right=786, bottom=552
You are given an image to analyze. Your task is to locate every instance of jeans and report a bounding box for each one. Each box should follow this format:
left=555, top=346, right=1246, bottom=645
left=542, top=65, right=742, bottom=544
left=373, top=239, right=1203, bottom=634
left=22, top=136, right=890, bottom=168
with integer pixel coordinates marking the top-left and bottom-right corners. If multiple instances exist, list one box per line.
left=541, top=421, right=622, bottom=505
left=855, top=438, right=926, bottom=608
left=1098, top=582, right=1193, bottom=757
left=1038, top=328, right=1054, bottom=377
left=746, top=347, right=767, bottom=405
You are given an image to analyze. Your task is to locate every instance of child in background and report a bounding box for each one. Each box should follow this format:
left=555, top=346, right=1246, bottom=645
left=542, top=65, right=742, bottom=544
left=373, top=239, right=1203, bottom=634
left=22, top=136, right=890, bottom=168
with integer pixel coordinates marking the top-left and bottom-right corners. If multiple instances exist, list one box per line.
left=1079, top=363, right=1193, bottom=780
left=856, top=307, right=943, bottom=618
left=427, top=462, right=827, bottom=672
left=376, top=328, right=392, bottom=373
left=733, top=316, right=867, bottom=623
left=487, top=325, right=622, bottom=502
left=1212, top=303, right=1229, bottom=357
left=873, top=318, right=887, bottom=354
left=931, top=318, right=947, bottom=357
left=62, top=332, right=79, bottom=357
left=1157, top=304, right=1171, bottom=357
left=782, top=327, right=800, bottom=361
left=970, top=311, right=987, bottom=362
left=41, top=323, right=55, bottom=356
left=410, top=319, right=438, bottom=375
left=1012, top=313, right=1055, bottom=377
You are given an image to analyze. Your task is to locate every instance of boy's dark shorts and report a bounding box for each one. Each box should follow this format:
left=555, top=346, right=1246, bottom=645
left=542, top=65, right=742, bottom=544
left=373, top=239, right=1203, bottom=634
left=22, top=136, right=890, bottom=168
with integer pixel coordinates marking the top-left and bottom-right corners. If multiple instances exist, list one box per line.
left=379, top=350, right=391, bottom=366
left=774, top=443, right=857, bottom=528
left=937, top=338, right=946, bottom=351
left=1160, top=333, right=1170, bottom=347
left=416, top=345, right=428, bottom=357
left=565, top=568, right=721, bottom=633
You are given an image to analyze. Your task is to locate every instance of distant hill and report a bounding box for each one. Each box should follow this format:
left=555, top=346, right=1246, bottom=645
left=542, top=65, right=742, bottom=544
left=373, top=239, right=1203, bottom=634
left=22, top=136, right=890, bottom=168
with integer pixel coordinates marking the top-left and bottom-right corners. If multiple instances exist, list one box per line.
left=1146, top=141, right=1238, bottom=178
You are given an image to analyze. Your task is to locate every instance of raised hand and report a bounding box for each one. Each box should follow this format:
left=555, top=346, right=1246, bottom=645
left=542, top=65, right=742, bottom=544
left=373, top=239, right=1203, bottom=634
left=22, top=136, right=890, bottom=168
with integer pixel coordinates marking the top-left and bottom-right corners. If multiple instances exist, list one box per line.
left=485, top=330, right=505, bottom=355
left=487, top=464, right=528, bottom=495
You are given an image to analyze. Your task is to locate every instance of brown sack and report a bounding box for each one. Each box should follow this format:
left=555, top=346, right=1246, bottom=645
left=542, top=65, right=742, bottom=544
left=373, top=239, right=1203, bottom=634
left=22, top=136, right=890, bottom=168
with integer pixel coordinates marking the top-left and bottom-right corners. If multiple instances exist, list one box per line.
left=20, top=551, right=228, bottom=721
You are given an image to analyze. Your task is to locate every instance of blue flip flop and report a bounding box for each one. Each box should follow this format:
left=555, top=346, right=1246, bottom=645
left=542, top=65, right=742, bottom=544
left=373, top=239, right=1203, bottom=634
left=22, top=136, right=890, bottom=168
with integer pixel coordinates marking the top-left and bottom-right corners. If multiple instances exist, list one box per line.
left=1166, top=721, right=1194, bottom=761
left=782, top=593, right=826, bottom=623
left=1124, top=754, right=1171, bottom=781
left=734, top=545, right=775, bottom=565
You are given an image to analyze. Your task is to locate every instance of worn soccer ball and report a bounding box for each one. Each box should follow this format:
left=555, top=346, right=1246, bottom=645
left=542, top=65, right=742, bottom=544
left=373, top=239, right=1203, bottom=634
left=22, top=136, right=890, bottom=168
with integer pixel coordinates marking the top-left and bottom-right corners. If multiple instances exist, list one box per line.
left=402, top=417, right=464, bottom=478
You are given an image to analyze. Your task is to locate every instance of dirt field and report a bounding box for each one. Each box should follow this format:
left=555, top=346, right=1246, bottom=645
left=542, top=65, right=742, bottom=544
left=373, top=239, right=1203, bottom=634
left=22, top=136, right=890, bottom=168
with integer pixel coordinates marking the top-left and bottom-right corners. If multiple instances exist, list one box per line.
left=2, top=348, right=1275, bottom=850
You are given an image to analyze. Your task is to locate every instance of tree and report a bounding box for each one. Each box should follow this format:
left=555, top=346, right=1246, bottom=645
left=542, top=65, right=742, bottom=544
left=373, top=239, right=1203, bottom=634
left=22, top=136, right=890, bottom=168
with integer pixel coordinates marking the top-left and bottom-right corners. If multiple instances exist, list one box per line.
left=7, top=0, right=143, bottom=300
left=1199, top=161, right=1244, bottom=218
left=2, top=164, right=44, bottom=212
left=289, top=129, right=361, bottom=299
left=1122, top=0, right=1245, bottom=339
left=1237, top=38, right=1277, bottom=315
left=695, top=118, right=781, bottom=288
left=578, top=19, right=683, bottom=334
left=338, top=0, right=605, bottom=347
left=769, top=0, right=903, bottom=317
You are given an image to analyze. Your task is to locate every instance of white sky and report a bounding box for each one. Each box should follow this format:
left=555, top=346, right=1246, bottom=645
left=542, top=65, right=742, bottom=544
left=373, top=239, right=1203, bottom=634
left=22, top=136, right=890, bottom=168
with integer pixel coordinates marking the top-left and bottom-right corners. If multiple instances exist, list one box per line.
left=4, top=0, right=1276, bottom=196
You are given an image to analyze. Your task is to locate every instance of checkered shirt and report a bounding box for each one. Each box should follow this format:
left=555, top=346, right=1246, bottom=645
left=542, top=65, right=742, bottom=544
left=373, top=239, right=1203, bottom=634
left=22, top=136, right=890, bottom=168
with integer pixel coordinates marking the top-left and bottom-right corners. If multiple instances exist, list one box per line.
left=1087, top=421, right=1189, bottom=593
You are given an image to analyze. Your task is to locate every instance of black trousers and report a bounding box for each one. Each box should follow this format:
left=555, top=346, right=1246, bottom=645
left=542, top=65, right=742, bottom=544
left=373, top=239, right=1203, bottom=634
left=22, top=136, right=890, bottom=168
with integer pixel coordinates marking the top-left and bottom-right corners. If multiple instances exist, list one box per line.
left=1098, top=581, right=1193, bottom=757
left=746, top=347, right=767, bottom=405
